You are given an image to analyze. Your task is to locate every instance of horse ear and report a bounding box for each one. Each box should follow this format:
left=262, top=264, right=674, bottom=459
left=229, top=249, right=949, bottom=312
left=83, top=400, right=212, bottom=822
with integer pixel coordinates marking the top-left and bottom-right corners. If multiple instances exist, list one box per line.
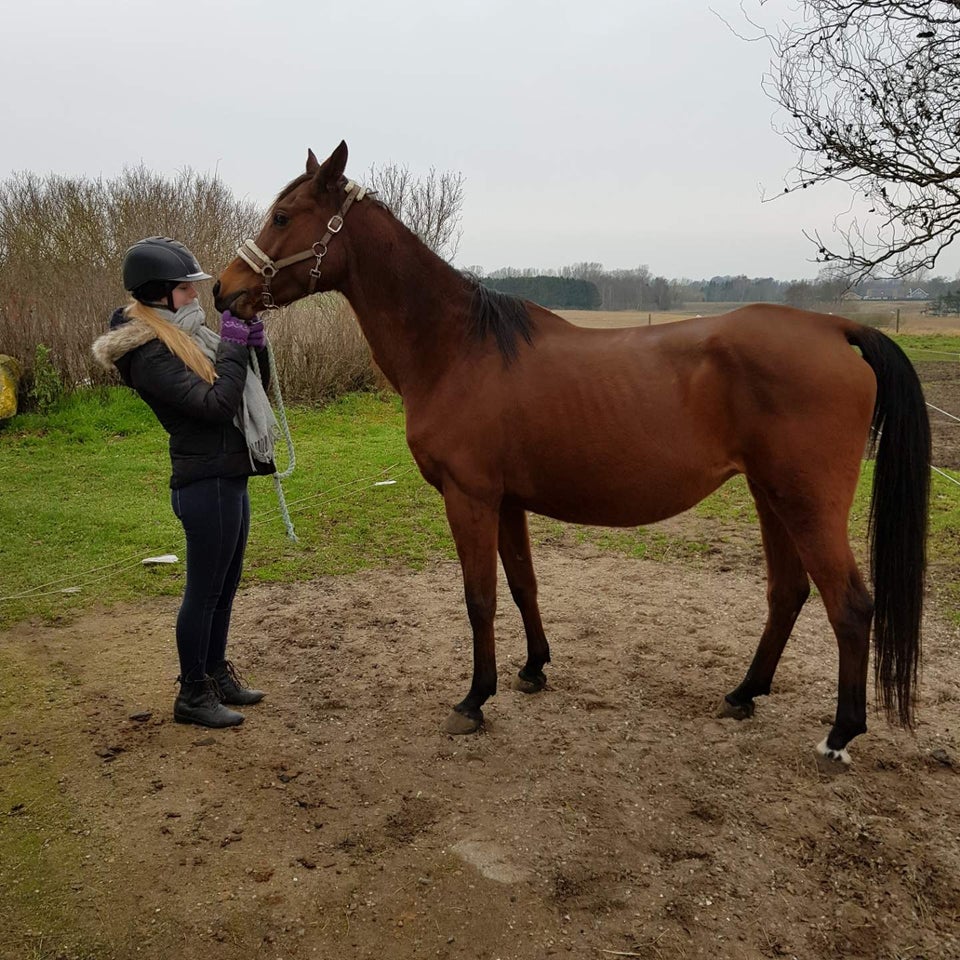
left=312, top=141, right=349, bottom=192
left=306, top=149, right=320, bottom=174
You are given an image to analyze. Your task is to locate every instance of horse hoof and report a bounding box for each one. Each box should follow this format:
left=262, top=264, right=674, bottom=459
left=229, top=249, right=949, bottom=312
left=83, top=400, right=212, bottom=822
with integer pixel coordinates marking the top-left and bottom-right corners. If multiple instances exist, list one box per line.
left=444, top=709, right=482, bottom=736
left=513, top=672, right=546, bottom=694
left=815, top=737, right=851, bottom=774
left=718, top=697, right=754, bottom=721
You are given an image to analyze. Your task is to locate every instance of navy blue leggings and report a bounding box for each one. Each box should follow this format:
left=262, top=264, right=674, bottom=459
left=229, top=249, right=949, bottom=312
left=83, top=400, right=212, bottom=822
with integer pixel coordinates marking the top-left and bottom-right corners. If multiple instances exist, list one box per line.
left=171, top=476, right=250, bottom=682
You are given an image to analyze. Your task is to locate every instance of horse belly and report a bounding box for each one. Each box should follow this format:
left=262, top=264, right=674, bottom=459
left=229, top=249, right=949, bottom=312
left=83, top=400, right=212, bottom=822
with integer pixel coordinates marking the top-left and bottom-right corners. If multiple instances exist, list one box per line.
left=507, top=427, right=738, bottom=527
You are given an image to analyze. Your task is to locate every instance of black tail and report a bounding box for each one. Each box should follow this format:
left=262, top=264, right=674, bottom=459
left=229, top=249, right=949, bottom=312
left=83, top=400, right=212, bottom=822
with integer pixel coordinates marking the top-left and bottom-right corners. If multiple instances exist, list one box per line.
left=848, top=326, right=930, bottom=728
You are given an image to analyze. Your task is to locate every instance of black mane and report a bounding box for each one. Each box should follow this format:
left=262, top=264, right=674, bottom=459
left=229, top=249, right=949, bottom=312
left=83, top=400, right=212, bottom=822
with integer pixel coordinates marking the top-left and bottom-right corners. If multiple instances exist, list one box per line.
left=339, top=190, right=535, bottom=362
left=463, top=274, right=535, bottom=363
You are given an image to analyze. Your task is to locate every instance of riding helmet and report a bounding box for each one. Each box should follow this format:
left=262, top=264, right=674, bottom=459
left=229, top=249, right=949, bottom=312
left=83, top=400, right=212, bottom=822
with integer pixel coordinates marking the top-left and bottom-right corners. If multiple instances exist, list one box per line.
left=122, top=237, right=212, bottom=302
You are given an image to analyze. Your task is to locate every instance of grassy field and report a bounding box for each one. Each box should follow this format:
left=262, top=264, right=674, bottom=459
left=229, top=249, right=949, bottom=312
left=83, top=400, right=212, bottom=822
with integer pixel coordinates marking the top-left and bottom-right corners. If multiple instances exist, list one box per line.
left=0, top=390, right=451, bottom=627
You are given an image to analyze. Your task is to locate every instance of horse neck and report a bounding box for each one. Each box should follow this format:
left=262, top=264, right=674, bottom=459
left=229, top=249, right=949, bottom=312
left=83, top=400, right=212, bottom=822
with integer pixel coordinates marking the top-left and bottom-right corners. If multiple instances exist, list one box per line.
left=336, top=206, right=471, bottom=395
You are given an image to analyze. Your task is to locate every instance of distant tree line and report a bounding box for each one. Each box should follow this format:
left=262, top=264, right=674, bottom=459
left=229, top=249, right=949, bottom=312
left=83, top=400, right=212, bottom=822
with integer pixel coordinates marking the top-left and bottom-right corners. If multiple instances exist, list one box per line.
left=482, top=264, right=680, bottom=310
left=928, top=292, right=960, bottom=317
left=475, top=263, right=957, bottom=311
left=480, top=274, right=600, bottom=309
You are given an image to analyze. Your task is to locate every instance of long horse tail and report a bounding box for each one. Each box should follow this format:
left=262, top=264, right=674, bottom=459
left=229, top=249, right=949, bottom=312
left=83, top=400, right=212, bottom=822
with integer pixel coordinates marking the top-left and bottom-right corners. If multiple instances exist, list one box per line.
left=847, top=324, right=930, bottom=728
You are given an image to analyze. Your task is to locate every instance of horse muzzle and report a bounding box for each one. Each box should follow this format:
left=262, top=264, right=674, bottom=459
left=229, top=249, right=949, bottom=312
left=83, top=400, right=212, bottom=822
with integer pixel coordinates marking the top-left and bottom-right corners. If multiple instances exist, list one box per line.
left=213, top=269, right=258, bottom=318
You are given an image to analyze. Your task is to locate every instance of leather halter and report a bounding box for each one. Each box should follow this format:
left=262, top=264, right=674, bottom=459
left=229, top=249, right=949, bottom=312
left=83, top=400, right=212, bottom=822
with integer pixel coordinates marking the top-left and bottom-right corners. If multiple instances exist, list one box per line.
left=236, top=179, right=370, bottom=309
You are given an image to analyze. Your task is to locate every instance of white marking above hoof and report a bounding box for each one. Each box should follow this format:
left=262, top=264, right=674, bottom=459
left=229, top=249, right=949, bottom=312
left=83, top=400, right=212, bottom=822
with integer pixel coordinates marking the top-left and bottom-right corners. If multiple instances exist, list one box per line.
left=816, top=736, right=851, bottom=766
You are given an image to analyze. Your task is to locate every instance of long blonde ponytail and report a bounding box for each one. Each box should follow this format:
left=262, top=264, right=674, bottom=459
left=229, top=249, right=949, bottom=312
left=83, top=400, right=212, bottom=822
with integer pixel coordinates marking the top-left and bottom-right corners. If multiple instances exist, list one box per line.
left=124, top=300, right=217, bottom=384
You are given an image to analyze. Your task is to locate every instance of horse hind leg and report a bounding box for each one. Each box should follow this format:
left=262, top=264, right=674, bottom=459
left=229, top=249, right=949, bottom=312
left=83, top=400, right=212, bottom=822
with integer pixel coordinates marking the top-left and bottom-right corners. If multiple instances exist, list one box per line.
left=760, top=496, right=873, bottom=767
left=807, top=550, right=872, bottom=768
left=722, top=480, right=810, bottom=720
left=498, top=503, right=551, bottom=693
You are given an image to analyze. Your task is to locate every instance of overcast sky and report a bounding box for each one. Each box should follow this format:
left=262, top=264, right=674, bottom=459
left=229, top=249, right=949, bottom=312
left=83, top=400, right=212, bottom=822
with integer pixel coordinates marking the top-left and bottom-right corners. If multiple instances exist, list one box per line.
left=5, top=0, right=955, bottom=281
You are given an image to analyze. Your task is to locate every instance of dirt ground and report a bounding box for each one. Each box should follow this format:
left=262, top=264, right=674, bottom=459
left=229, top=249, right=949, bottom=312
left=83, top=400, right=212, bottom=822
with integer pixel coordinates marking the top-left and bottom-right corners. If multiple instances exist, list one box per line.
left=3, top=358, right=960, bottom=960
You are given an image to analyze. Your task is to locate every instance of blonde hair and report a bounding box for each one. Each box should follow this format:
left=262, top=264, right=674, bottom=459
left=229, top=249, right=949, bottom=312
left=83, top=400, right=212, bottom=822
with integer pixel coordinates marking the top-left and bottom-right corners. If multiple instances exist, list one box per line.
left=124, top=300, right=217, bottom=384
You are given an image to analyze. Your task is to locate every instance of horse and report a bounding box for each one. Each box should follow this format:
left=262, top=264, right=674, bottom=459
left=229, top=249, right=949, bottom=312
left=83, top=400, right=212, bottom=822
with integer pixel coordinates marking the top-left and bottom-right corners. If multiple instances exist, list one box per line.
left=214, top=141, right=931, bottom=767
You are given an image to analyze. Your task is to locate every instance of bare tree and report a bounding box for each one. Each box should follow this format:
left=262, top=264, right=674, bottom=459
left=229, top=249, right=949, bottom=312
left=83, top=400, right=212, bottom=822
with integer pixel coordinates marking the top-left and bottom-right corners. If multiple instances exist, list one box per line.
left=365, top=163, right=464, bottom=261
left=816, top=265, right=855, bottom=304
left=759, top=0, right=960, bottom=280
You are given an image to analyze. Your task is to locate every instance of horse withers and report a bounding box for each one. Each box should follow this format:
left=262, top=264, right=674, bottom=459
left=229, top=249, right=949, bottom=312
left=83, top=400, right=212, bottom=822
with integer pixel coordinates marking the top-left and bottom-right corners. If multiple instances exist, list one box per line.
left=214, top=142, right=931, bottom=767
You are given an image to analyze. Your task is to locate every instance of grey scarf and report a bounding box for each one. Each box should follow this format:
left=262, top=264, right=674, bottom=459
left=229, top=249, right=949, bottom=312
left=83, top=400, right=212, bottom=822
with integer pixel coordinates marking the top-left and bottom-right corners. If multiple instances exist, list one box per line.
left=161, top=301, right=277, bottom=464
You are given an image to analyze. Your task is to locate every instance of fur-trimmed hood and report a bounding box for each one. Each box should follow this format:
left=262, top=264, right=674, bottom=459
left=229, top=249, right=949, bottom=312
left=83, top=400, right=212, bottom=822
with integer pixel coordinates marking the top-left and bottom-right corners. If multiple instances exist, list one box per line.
left=92, top=310, right=157, bottom=372
left=90, top=307, right=276, bottom=488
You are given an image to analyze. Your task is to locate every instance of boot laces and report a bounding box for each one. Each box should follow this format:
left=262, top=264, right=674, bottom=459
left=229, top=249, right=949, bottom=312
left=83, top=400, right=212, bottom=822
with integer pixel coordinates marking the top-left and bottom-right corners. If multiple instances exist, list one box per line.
left=177, top=675, right=223, bottom=703
left=220, top=660, right=249, bottom=690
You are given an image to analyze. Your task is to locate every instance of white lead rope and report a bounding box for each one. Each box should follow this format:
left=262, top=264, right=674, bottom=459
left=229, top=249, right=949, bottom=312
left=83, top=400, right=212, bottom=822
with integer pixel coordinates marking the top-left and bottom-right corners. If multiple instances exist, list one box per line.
left=932, top=464, right=960, bottom=488
left=927, top=401, right=960, bottom=424
left=250, top=342, right=298, bottom=541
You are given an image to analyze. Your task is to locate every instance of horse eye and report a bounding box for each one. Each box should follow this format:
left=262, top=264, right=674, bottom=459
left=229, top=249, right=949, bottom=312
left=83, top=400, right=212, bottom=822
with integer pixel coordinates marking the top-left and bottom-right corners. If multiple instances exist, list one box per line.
left=272, top=212, right=289, bottom=227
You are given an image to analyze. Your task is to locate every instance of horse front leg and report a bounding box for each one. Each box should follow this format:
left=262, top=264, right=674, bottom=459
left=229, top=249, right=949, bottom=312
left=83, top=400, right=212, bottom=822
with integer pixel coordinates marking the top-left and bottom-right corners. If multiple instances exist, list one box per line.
left=498, top=503, right=551, bottom=693
left=443, top=486, right=501, bottom=735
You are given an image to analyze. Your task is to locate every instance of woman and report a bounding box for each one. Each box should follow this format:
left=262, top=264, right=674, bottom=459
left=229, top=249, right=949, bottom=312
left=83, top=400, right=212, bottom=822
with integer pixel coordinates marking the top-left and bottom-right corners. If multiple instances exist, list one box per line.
left=93, top=236, right=275, bottom=728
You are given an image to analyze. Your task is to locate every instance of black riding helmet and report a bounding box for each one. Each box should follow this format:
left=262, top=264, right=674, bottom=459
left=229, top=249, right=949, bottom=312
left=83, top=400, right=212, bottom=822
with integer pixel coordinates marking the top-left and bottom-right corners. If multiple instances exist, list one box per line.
left=122, top=237, right=212, bottom=308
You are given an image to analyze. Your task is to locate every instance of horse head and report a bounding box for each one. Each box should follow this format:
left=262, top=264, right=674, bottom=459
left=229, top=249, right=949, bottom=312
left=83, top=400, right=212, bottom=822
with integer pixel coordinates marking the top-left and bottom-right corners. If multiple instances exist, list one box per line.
left=214, top=141, right=358, bottom=318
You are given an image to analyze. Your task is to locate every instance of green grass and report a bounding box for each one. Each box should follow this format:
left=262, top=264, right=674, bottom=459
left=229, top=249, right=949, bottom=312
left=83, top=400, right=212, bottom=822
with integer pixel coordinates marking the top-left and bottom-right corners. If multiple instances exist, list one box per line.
left=535, top=514, right=718, bottom=561
left=892, top=332, right=960, bottom=361
left=0, top=388, right=451, bottom=628
left=572, top=525, right=714, bottom=561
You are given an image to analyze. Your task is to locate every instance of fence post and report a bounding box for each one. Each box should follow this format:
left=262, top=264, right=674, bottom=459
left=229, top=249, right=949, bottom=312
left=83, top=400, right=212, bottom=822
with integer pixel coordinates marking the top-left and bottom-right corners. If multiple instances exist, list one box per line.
left=896, top=308, right=900, bottom=333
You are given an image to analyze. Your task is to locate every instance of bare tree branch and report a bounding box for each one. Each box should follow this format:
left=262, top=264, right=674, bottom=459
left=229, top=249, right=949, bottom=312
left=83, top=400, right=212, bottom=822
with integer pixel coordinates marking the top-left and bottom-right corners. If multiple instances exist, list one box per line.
left=365, top=163, right=464, bottom=261
left=760, top=0, right=960, bottom=280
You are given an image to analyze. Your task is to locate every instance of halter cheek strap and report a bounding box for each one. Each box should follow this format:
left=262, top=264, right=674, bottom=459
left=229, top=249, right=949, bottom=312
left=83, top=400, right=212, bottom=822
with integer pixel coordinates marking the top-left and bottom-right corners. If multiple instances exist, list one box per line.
left=237, top=180, right=370, bottom=309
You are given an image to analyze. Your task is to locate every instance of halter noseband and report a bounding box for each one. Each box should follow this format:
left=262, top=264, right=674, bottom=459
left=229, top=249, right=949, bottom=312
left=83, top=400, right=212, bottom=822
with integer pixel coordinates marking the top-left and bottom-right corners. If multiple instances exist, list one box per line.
left=236, top=179, right=370, bottom=310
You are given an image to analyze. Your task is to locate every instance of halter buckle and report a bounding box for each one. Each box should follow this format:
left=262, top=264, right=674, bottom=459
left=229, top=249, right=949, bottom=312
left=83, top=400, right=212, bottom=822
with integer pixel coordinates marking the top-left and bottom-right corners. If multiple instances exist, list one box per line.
left=327, top=214, right=344, bottom=234
left=261, top=263, right=277, bottom=279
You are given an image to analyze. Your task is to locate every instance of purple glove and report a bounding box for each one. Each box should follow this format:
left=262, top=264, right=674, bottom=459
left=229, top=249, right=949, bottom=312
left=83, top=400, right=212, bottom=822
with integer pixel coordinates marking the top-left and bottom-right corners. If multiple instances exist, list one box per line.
left=247, top=318, right=266, bottom=349
left=219, top=310, right=250, bottom=346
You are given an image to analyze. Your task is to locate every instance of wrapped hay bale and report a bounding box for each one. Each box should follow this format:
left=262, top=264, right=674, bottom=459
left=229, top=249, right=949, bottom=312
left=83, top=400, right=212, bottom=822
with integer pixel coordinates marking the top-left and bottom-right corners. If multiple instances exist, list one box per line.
left=0, top=355, right=21, bottom=419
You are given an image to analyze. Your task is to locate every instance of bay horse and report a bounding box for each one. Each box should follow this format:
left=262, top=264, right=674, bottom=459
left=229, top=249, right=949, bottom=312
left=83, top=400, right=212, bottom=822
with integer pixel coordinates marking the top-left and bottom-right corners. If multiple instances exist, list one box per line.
left=214, top=141, right=930, bottom=766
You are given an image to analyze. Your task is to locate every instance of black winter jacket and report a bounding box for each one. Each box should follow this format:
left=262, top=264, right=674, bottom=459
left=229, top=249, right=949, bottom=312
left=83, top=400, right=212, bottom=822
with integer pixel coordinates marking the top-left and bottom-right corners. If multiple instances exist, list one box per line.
left=93, top=307, right=276, bottom=488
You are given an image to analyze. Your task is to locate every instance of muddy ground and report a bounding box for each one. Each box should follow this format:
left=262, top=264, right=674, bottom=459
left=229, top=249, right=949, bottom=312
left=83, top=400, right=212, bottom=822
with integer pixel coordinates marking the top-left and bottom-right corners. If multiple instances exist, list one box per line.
left=3, top=358, right=960, bottom=960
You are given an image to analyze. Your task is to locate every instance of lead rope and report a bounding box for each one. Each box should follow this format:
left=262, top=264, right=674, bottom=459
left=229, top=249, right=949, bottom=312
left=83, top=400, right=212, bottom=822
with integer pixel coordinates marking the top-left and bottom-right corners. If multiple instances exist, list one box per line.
left=250, top=341, right=298, bottom=541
